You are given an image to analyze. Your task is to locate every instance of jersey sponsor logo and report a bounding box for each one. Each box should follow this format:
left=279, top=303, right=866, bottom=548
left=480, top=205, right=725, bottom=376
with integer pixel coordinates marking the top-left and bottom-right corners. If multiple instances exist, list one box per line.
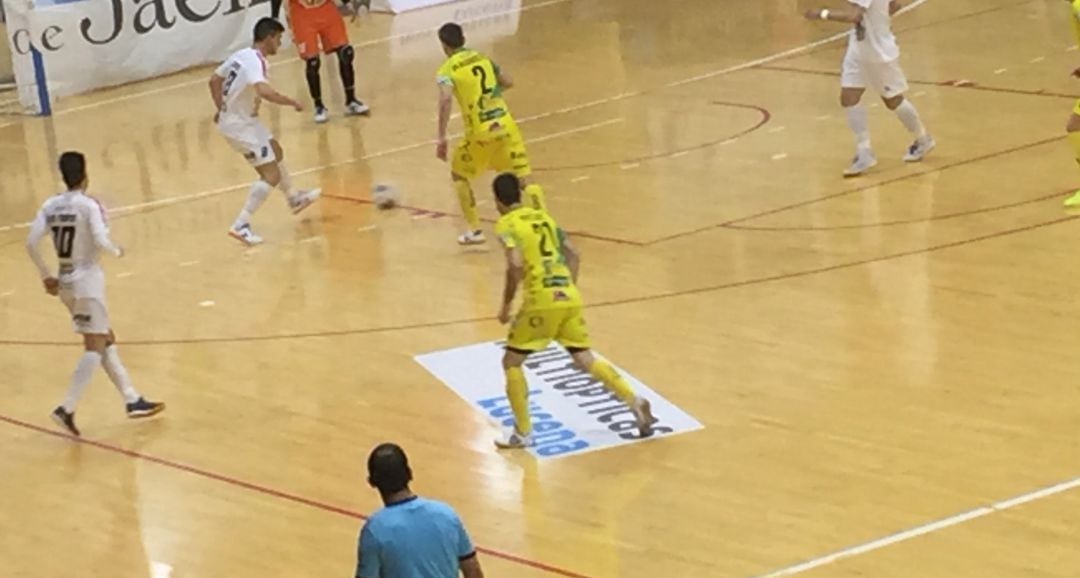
left=416, top=341, right=703, bottom=459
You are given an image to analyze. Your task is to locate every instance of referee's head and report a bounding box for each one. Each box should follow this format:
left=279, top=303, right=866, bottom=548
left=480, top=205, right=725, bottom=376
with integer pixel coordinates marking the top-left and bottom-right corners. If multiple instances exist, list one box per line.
left=367, top=443, right=413, bottom=499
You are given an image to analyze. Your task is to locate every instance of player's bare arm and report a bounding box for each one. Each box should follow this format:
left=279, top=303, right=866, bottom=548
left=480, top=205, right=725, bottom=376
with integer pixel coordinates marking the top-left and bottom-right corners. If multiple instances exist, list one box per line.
left=436, top=83, right=454, bottom=161
left=495, top=67, right=514, bottom=91
left=209, top=73, right=226, bottom=122
left=560, top=232, right=580, bottom=283
left=498, top=247, right=524, bottom=324
left=255, top=82, right=303, bottom=111
left=804, top=3, right=866, bottom=23
left=889, top=1, right=903, bottom=15
left=460, top=556, right=485, bottom=578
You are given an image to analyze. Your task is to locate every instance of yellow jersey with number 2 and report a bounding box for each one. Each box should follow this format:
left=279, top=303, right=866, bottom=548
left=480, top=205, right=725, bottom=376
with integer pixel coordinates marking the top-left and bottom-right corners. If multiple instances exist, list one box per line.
left=436, top=48, right=515, bottom=138
left=495, top=207, right=582, bottom=311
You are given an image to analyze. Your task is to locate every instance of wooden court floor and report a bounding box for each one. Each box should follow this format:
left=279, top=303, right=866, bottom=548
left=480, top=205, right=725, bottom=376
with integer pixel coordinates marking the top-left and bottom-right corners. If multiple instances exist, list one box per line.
left=2, top=0, right=1080, bottom=576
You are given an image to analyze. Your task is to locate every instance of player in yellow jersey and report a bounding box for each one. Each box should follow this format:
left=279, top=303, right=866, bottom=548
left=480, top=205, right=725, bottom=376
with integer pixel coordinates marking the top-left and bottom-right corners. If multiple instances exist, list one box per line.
left=490, top=173, right=654, bottom=449
left=435, top=23, right=548, bottom=246
left=1064, top=0, right=1080, bottom=206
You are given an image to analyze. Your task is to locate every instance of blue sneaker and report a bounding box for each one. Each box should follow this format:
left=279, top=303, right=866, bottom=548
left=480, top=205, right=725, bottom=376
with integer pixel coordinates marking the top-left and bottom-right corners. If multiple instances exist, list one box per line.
left=126, top=398, right=165, bottom=418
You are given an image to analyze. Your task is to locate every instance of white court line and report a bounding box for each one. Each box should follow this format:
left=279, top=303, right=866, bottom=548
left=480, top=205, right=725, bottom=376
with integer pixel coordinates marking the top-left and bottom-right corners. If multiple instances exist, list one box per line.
left=0, top=117, right=622, bottom=233
left=771, top=153, right=788, bottom=161
left=752, top=475, right=1080, bottom=578
left=0, top=0, right=932, bottom=231
left=570, top=175, right=591, bottom=183
left=767, top=126, right=787, bottom=134
left=0, top=0, right=573, bottom=127
left=994, top=68, right=1008, bottom=75
left=178, top=260, right=200, bottom=267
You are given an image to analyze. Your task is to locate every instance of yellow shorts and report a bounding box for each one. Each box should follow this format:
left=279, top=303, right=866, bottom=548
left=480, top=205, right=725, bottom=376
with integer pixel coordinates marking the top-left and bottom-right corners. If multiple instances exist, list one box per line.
left=452, top=124, right=532, bottom=180
left=506, top=306, right=590, bottom=353
left=1073, top=98, right=1080, bottom=116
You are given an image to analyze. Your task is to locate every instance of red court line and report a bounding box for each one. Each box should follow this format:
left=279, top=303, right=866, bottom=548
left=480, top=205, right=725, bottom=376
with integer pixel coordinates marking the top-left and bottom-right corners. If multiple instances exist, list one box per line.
left=323, top=193, right=647, bottom=247
left=726, top=190, right=1066, bottom=232
left=647, top=134, right=1067, bottom=244
left=0, top=413, right=596, bottom=578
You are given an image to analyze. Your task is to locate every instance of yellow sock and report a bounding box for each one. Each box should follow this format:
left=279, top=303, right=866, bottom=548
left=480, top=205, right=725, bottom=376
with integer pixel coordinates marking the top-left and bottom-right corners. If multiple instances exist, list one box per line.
left=453, top=179, right=481, bottom=230
left=505, top=366, right=532, bottom=435
left=524, top=183, right=547, bottom=212
left=1069, top=131, right=1080, bottom=169
left=588, top=359, right=635, bottom=404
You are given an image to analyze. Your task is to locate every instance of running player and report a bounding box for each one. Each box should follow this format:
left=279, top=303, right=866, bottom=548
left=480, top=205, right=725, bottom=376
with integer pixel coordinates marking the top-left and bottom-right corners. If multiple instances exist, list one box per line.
left=804, top=0, right=935, bottom=176
left=25, top=152, right=165, bottom=437
left=272, top=0, right=370, bottom=123
left=490, top=173, right=653, bottom=449
left=436, top=22, right=547, bottom=246
left=1062, top=0, right=1080, bottom=207
left=210, top=17, right=321, bottom=246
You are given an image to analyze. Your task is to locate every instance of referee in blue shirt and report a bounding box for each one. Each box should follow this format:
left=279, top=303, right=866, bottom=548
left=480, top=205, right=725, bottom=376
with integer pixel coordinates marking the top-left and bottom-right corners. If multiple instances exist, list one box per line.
left=356, top=443, right=485, bottom=578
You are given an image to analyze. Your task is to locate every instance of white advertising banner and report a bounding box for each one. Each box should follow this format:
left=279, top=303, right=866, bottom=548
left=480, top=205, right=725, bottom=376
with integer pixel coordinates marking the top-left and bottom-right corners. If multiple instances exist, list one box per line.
left=5, top=0, right=269, bottom=111
left=385, top=0, right=519, bottom=65
left=416, top=341, right=703, bottom=460
left=371, top=0, right=452, bottom=15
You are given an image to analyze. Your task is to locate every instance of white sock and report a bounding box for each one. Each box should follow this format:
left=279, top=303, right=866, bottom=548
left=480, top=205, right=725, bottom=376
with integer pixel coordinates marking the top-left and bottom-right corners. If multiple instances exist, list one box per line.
left=844, top=104, right=872, bottom=153
left=894, top=99, right=927, bottom=139
left=232, top=180, right=272, bottom=229
left=62, top=351, right=102, bottom=413
left=278, top=163, right=294, bottom=200
left=102, top=345, right=140, bottom=404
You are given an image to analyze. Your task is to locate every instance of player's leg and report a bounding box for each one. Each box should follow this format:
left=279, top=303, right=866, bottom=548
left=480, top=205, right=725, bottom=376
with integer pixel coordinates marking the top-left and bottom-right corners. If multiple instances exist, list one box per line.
left=50, top=293, right=106, bottom=437
left=101, top=328, right=165, bottom=418
left=876, top=60, right=934, bottom=162
left=1063, top=103, right=1080, bottom=206
left=305, top=56, right=328, bottom=123
left=272, top=139, right=321, bottom=214
left=494, top=126, right=546, bottom=212
left=334, top=45, right=369, bottom=115
left=317, top=8, right=368, bottom=116
left=840, top=50, right=876, bottom=177
left=559, top=308, right=655, bottom=437
left=495, top=309, right=557, bottom=449
left=451, top=139, right=486, bottom=244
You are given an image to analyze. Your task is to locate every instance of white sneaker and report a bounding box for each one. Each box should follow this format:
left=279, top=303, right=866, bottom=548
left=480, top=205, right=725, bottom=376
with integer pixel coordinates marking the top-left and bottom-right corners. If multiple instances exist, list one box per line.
left=494, top=429, right=533, bottom=449
left=345, top=100, right=370, bottom=116
left=631, top=398, right=656, bottom=438
left=843, top=150, right=878, bottom=177
left=457, top=230, right=486, bottom=245
left=902, top=135, right=935, bottom=162
left=228, top=223, right=264, bottom=246
left=290, top=188, right=322, bottom=215
left=313, top=107, right=328, bottom=124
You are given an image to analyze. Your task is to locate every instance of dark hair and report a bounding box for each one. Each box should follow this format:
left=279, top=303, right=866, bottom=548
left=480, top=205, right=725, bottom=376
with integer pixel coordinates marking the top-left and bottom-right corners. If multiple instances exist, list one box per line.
left=493, top=173, right=522, bottom=206
left=254, top=17, right=285, bottom=42
left=59, top=151, right=86, bottom=189
left=438, top=23, right=465, bottom=49
left=367, top=443, right=412, bottom=495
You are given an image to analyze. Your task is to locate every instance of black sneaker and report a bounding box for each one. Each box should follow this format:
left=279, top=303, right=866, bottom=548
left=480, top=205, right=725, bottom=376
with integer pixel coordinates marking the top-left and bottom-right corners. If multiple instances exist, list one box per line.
left=126, top=398, right=165, bottom=418
left=51, top=406, right=80, bottom=437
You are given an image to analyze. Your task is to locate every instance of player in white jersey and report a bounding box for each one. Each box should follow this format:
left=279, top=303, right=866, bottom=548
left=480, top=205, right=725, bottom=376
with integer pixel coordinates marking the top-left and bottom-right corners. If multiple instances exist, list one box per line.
left=25, top=152, right=165, bottom=437
left=805, top=0, right=935, bottom=176
left=210, top=17, right=321, bottom=246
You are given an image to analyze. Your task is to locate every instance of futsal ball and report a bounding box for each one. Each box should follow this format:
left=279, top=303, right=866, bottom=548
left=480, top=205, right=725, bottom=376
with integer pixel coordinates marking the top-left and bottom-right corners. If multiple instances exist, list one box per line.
left=372, top=183, right=399, bottom=210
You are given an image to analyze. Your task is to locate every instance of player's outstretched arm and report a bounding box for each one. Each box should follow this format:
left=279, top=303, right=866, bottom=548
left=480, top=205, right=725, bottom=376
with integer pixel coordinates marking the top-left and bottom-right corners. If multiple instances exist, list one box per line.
left=255, top=82, right=303, bottom=111
left=804, top=4, right=866, bottom=24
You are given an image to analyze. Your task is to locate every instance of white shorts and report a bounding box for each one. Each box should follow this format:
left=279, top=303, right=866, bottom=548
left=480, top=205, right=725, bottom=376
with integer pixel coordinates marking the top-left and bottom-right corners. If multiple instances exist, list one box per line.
left=60, top=291, right=110, bottom=335
left=841, top=51, right=909, bottom=99
left=219, top=117, right=277, bottom=167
